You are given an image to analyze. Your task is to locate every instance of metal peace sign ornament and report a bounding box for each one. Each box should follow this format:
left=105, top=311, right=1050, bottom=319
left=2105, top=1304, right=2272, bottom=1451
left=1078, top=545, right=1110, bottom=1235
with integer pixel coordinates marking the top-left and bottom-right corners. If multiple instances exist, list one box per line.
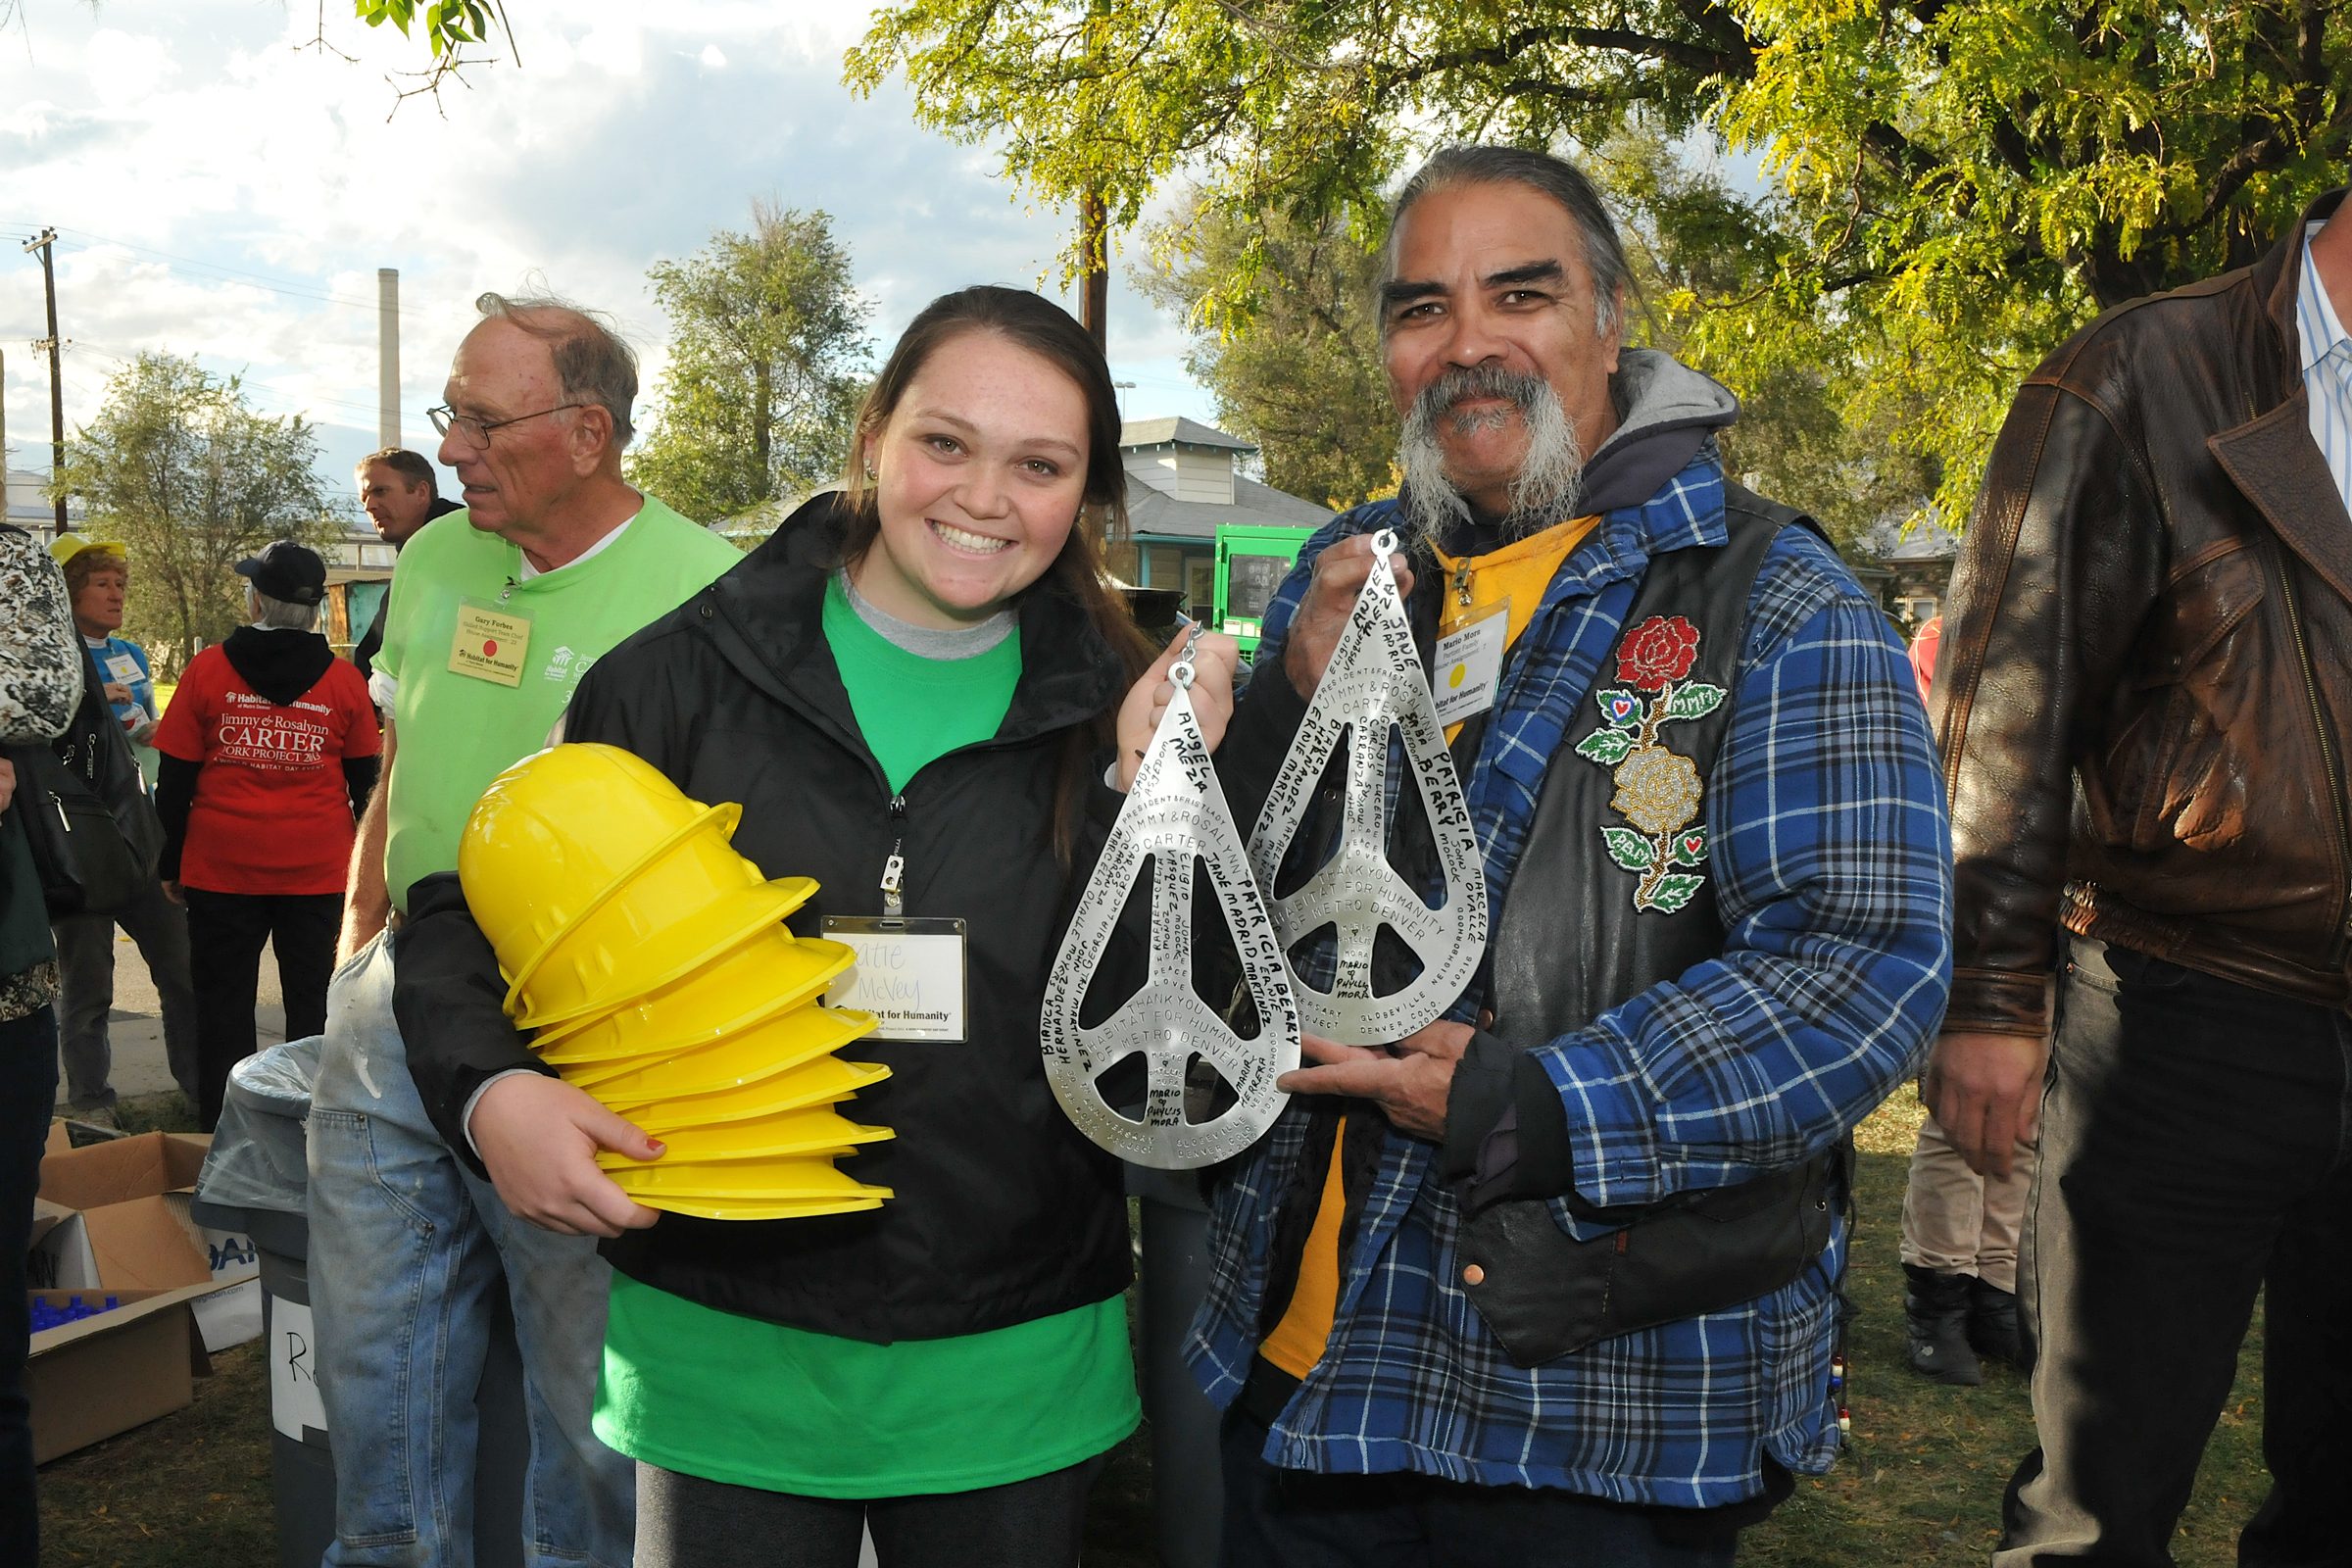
left=1248, top=529, right=1489, bottom=1043
left=1041, top=648, right=1301, bottom=1169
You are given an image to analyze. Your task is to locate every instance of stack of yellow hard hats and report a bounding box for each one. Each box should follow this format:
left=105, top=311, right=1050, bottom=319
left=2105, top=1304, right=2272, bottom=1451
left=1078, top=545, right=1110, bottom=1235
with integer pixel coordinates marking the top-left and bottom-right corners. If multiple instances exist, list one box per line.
left=461, top=744, right=892, bottom=1221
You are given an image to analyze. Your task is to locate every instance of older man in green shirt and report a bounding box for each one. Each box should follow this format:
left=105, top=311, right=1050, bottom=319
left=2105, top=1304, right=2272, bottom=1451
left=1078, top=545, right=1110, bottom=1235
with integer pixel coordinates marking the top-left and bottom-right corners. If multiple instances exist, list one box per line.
left=307, top=291, right=742, bottom=1568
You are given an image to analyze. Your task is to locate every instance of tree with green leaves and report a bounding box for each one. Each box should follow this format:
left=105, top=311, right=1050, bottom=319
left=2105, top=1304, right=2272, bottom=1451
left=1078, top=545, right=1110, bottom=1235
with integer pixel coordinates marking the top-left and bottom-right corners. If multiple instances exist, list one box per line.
left=627, top=203, right=873, bottom=528
left=850, top=0, right=2350, bottom=525
left=60, top=354, right=340, bottom=678
left=1139, top=128, right=1938, bottom=547
left=1134, top=196, right=1395, bottom=511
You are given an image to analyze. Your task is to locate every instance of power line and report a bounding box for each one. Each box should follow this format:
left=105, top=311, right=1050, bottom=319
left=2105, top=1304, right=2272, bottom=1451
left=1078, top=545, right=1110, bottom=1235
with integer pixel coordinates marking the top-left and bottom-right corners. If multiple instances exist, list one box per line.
left=42, top=227, right=424, bottom=318
left=67, top=339, right=402, bottom=423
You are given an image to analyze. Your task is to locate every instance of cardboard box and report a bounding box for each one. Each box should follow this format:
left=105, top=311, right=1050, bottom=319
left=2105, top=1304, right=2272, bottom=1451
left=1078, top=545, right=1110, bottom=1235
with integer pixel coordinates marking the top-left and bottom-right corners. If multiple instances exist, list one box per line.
left=31, top=1133, right=262, bottom=1350
left=25, top=1286, right=212, bottom=1463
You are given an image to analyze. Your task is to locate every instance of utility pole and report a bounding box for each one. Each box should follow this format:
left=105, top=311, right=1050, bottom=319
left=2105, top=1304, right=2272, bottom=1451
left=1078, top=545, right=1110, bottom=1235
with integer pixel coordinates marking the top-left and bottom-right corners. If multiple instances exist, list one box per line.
left=22, top=228, right=67, bottom=538
left=377, top=268, right=401, bottom=448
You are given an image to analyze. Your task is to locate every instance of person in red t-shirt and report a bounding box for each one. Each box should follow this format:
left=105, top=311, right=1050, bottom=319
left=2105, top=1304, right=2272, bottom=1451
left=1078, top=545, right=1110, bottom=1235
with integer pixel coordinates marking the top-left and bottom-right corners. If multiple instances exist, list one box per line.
left=154, top=542, right=382, bottom=1128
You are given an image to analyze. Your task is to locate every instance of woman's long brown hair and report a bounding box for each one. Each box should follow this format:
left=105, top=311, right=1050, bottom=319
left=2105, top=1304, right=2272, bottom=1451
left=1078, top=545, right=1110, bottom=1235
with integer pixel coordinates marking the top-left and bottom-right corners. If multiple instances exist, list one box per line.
left=834, top=285, right=1156, bottom=864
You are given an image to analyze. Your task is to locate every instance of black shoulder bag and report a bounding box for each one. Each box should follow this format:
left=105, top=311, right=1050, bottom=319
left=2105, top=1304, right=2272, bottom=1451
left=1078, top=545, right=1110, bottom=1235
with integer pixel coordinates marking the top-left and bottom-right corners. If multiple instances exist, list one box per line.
left=8, top=645, right=163, bottom=918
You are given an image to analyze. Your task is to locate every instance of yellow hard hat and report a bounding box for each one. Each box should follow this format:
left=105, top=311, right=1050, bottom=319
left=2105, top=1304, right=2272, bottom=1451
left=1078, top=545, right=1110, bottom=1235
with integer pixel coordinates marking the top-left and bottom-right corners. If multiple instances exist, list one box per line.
left=461, top=744, right=710, bottom=977
left=611, top=1054, right=892, bottom=1134
left=593, top=1106, right=893, bottom=1168
left=510, top=866, right=819, bottom=1033
left=533, top=932, right=857, bottom=1064
left=49, top=533, right=125, bottom=570
left=605, top=1154, right=891, bottom=1205
left=564, top=1002, right=876, bottom=1102
left=615, top=1191, right=890, bottom=1222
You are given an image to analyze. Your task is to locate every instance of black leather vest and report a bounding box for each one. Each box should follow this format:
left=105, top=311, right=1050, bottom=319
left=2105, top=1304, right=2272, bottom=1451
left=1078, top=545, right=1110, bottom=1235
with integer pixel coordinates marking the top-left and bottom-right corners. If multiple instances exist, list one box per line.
left=1457, top=486, right=1842, bottom=1366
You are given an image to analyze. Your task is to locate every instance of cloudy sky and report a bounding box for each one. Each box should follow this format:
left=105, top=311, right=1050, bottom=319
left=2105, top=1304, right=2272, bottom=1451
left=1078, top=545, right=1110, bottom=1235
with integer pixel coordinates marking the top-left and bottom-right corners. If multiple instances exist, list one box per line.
left=0, top=0, right=1216, bottom=511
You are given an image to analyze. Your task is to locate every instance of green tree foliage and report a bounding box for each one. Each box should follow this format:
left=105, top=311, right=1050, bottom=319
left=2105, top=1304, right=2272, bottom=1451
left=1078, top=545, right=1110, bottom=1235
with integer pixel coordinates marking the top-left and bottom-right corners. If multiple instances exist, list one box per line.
left=628, top=203, right=873, bottom=528
left=1135, top=196, right=1395, bottom=510
left=1595, top=127, right=1942, bottom=549
left=850, top=0, right=2350, bottom=525
left=1140, top=133, right=1937, bottom=547
left=60, top=354, right=340, bottom=678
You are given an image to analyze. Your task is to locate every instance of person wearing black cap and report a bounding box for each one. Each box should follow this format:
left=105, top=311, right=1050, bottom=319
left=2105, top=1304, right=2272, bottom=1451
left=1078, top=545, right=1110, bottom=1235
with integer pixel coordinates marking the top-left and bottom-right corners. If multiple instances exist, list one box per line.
left=152, top=541, right=383, bottom=1128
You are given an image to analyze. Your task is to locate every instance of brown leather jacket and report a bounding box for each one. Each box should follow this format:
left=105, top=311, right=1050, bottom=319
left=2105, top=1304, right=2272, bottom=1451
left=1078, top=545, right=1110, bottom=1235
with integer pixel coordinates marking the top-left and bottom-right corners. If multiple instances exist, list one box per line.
left=1938, top=186, right=2352, bottom=1036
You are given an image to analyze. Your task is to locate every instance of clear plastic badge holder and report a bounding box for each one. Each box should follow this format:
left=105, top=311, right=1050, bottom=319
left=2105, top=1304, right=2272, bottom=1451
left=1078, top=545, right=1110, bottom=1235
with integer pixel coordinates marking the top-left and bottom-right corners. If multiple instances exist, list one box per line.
left=1248, top=528, right=1489, bottom=1042
left=1042, top=635, right=1300, bottom=1168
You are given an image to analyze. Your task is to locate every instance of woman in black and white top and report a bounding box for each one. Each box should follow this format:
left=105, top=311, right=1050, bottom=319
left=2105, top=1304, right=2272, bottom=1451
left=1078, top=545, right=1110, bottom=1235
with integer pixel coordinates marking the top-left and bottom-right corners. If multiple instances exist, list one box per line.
left=0, top=521, right=87, bottom=1564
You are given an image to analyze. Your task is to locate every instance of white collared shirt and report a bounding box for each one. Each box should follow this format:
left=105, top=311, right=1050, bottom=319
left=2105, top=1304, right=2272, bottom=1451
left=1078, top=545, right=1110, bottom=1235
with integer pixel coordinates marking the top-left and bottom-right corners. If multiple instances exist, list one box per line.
left=2295, top=221, right=2352, bottom=513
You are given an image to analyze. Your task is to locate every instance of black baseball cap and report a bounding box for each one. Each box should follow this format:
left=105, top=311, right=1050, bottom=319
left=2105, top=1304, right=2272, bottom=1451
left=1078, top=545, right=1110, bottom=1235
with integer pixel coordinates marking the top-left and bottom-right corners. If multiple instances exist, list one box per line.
left=234, top=540, right=328, bottom=606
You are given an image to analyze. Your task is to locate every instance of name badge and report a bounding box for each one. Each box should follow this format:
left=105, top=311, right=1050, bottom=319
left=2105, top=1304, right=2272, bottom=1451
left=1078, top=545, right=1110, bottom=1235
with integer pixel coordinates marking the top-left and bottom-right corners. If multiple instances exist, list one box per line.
left=822, top=916, right=968, bottom=1042
left=103, top=653, right=144, bottom=688
left=449, top=600, right=532, bottom=687
left=1433, top=601, right=1509, bottom=729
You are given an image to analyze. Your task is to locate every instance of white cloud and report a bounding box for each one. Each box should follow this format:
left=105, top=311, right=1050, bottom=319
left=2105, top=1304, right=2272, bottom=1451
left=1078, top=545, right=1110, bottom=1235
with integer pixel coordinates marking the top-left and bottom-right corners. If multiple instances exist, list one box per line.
left=81, top=27, right=177, bottom=107
left=0, top=1, right=1222, bottom=502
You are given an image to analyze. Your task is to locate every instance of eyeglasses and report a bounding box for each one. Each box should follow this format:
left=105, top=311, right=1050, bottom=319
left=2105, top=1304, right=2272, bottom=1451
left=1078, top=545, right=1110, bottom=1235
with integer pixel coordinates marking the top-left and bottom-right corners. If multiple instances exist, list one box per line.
left=428, top=402, right=584, bottom=449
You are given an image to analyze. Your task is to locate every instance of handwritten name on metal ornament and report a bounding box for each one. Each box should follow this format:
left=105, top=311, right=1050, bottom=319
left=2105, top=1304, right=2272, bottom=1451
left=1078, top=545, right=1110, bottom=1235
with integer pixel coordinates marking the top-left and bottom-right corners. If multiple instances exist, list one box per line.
left=1042, top=672, right=1300, bottom=1169
left=1249, top=529, right=1488, bottom=1043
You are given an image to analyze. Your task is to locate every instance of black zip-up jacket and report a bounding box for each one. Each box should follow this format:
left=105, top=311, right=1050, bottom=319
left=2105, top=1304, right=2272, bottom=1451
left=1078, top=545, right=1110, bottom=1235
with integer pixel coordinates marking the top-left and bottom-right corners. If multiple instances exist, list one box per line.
left=398, top=495, right=1137, bottom=1343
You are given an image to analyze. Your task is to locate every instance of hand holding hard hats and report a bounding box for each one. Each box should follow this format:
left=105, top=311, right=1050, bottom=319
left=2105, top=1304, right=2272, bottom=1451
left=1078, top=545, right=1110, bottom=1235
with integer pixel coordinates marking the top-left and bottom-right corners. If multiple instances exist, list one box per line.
left=461, top=744, right=894, bottom=1227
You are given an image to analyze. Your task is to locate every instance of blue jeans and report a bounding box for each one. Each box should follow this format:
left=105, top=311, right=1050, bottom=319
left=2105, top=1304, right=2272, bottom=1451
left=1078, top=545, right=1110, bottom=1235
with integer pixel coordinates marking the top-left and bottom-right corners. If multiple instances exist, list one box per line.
left=307, top=935, right=632, bottom=1567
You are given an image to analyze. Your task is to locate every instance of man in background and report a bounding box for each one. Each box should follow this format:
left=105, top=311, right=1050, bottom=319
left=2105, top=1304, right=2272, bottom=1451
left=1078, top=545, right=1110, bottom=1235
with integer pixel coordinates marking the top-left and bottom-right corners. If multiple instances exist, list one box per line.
left=1930, top=180, right=2352, bottom=1562
left=308, top=292, right=742, bottom=1567
left=350, top=448, right=461, bottom=684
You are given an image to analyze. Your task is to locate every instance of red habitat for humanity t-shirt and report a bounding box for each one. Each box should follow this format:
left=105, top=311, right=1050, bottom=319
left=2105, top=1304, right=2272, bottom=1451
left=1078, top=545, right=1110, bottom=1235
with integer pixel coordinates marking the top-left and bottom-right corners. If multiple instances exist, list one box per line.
left=155, top=644, right=382, bottom=895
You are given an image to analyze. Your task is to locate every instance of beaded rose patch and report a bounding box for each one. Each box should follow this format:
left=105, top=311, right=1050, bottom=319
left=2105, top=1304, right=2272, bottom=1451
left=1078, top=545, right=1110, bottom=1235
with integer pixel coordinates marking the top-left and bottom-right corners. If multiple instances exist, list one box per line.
left=1573, top=614, right=1725, bottom=913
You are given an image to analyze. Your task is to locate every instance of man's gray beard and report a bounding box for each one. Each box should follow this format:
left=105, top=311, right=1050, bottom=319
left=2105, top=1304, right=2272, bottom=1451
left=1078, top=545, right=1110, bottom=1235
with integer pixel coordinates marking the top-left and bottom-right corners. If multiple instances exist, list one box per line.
left=1395, top=366, right=1586, bottom=549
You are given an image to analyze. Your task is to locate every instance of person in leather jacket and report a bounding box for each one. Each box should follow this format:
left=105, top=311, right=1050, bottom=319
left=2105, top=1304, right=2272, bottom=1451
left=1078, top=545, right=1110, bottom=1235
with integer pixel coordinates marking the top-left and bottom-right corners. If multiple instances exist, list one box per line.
left=1927, top=185, right=2352, bottom=1564
left=396, top=286, right=1241, bottom=1567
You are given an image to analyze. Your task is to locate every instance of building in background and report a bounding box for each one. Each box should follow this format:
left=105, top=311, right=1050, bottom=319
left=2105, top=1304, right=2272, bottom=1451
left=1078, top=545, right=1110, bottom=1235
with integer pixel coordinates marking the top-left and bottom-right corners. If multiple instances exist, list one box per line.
left=320, top=521, right=398, bottom=657
left=1864, top=514, right=1963, bottom=630
left=4, top=468, right=80, bottom=537
left=1107, top=417, right=1333, bottom=616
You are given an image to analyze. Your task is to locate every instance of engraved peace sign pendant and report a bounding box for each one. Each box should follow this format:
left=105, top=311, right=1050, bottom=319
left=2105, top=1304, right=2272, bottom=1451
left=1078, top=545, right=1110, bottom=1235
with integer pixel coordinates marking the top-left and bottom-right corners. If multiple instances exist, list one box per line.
left=1248, top=529, right=1489, bottom=1042
left=1042, top=657, right=1301, bottom=1168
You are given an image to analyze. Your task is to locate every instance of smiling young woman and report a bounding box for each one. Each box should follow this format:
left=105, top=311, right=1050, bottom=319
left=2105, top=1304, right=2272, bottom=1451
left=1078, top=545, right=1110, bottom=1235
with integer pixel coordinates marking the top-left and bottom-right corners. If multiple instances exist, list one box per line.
left=394, top=286, right=1242, bottom=1568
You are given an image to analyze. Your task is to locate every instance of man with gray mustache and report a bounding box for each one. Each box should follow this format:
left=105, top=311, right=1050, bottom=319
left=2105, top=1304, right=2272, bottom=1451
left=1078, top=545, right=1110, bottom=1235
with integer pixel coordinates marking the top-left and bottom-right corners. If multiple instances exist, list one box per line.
left=1192, top=145, right=1951, bottom=1565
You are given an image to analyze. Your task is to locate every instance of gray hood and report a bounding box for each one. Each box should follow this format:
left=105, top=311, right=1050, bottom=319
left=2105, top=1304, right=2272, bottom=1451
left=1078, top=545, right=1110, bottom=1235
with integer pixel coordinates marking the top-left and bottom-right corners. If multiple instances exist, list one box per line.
left=1577, top=348, right=1740, bottom=514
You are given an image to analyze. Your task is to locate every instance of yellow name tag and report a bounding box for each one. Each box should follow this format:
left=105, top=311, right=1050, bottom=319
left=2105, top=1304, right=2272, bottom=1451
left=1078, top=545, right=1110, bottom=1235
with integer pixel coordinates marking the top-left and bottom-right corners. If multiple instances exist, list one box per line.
left=448, top=600, right=532, bottom=687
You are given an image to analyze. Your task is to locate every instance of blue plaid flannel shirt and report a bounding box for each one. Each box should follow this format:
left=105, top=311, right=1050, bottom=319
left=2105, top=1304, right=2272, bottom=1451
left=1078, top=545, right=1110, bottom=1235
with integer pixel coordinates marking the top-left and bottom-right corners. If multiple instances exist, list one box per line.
left=1187, top=452, right=1953, bottom=1507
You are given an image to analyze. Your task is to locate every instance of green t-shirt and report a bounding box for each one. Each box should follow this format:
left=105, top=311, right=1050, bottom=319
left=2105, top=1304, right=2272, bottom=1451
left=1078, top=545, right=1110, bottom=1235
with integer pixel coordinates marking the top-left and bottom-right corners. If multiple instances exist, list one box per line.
left=374, top=495, right=742, bottom=910
left=595, top=574, right=1140, bottom=1497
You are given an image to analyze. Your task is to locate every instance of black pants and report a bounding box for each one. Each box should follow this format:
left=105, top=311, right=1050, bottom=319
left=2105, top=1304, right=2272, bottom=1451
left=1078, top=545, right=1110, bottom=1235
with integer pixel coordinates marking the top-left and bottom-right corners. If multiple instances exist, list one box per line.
left=633, top=1457, right=1102, bottom=1568
left=1997, top=938, right=2352, bottom=1566
left=1218, top=1405, right=1740, bottom=1567
left=182, top=888, right=340, bottom=1129
left=0, top=1003, right=60, bottom=1565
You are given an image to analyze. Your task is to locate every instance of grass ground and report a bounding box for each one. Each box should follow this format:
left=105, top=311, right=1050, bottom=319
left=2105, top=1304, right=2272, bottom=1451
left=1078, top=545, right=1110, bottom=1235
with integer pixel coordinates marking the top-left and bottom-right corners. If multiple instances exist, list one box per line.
left=36, top=1091, right=2266, bottom=1567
